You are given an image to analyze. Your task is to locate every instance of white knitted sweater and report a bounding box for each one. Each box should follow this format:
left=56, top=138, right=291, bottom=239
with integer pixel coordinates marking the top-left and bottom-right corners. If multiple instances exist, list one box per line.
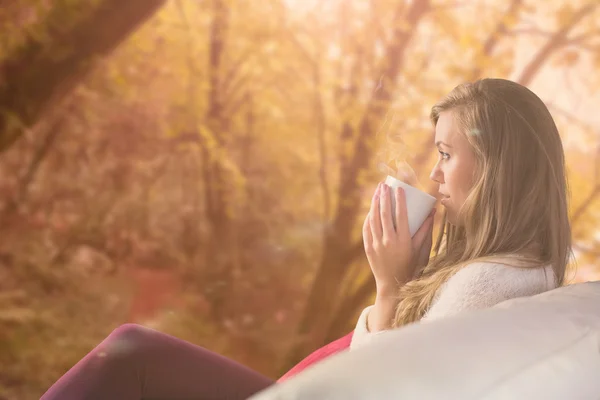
left=351, top=262, right=557, bottom=350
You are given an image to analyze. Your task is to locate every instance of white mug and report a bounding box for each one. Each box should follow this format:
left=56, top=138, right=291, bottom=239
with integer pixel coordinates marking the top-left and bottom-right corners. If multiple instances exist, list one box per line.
left=384, top=175, right=437, bottom=237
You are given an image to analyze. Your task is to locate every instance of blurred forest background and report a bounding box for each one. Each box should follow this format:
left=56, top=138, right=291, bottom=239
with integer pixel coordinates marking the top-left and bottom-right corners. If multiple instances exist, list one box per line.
left=0, top=0, right=599, bottom=398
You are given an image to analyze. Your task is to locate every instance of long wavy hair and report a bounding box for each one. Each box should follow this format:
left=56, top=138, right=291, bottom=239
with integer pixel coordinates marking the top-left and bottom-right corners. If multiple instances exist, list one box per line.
left=392, top=78, right=572, bottom=327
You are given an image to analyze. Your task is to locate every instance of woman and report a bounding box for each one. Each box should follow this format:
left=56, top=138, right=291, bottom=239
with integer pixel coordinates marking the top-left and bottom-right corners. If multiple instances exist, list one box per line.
left=352, top=77, right=569, bottom=348
left=41, top=78, right=571, bottom=399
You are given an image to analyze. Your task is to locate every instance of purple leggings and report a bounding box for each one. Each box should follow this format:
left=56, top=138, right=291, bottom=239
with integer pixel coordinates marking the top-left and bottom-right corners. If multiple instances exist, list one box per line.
left=41, top=324, right=275, bottom=400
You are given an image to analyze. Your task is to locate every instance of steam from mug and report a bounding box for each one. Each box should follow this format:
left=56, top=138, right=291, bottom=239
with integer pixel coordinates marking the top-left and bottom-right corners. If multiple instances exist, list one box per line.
left=384, top=175, right=437, bottom=237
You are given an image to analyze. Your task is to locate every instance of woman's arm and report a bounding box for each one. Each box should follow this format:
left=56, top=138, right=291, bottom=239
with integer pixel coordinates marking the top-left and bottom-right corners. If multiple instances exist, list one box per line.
left=349, top=305, right=375, bottom=350
left=351, top=262, right=555, bottom=349
left=350, top=290, right=398, bottom=350
left=368, top=290, right=399, bottom=332
left=352, top=183, right=435, bottom=349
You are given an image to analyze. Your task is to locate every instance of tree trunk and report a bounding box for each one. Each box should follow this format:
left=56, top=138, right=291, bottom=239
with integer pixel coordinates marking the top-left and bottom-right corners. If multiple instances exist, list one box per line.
left=324, top=275, right=376, bottom=343
left=0, top=0, right=167, bottom=153
left=282, top=0, right=431, bottom=372
left=200, top=0, right=237, bottom=322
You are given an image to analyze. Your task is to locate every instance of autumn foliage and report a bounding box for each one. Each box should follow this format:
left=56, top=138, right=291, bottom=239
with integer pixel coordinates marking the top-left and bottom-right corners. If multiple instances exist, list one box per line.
left=0, top=1, right=599, bottom=398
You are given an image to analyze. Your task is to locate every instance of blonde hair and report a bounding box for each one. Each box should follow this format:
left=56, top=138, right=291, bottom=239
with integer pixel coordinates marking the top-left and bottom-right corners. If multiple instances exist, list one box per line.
left=393, top=78, right=572, bottom=327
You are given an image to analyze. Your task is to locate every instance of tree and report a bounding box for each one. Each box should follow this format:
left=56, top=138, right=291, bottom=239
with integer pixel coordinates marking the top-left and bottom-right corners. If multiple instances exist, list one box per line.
left=324, top=0, right=600, bottom=342
left=284, top=0, right=600, bottom=369
left=1, top=1, right=598, bottom=395
left=0, top=0, right=167, bottom=153
left=282, top=0, right=432, bottom=370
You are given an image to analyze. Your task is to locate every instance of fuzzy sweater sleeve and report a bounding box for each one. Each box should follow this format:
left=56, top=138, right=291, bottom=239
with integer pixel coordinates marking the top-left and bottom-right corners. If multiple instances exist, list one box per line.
left=350, top=262, right=556, bottom=350
left=421, top=262, right=556, bottom=321
left=349, top=305, right=383, bottom=350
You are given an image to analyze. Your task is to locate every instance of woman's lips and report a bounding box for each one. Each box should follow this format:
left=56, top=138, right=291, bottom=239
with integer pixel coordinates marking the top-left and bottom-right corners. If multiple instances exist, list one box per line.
left=440, top=196, right=450, bottom=205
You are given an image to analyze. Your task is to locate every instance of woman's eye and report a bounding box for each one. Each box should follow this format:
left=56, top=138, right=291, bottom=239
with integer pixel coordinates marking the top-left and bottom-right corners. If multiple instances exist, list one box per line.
left=438, top=150, right=450, bottom=160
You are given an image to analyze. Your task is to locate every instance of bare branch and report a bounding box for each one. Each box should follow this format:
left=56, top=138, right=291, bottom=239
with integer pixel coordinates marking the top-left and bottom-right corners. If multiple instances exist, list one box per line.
left=15, top=114, right=64, bottom=201
left=221, top=42, right=269, bottom=102
left=517, top=1, right=599, bottom=85
left=222, top=72, right=253, bottom=115
left=508, top=26, right=600, bottom=49
left=281, top=18, right=316, bottom=67
left=519, top=15, right=545, bottom=30
left=566, top=28, right=600, bottom=45
left=570, top=42, right=599, bottom=53
left=506, top=27, right=556, bottom=38
left=175, top=0, right=199, bottom=120
left=469, top=0, right=525, bottom=80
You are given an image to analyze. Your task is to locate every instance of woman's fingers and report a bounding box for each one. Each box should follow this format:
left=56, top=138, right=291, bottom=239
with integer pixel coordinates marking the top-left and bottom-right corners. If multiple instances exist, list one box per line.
left=379, top=184, right=395, bottom=240
left=394, top=187, right=410, bottom=236
left=362, top=214, right=373, bottom=254
left=370, top=184, right=383, bottom=239
left=413, top=209, right=436, bottom=248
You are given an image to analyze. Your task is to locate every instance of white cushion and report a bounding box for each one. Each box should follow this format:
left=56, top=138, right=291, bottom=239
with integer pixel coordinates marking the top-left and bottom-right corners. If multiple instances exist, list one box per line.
left=250, top=282, right=600, bottom=400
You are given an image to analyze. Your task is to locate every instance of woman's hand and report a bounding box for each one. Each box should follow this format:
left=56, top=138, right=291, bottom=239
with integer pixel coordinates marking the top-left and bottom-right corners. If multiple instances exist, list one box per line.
left=362, top=182, right=435, bottom=331
left=363, top=182, right=436, bottom=293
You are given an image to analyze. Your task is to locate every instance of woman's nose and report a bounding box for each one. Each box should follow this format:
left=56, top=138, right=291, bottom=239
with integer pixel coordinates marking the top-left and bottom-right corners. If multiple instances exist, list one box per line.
left=430, top=163, right=443, bottom=184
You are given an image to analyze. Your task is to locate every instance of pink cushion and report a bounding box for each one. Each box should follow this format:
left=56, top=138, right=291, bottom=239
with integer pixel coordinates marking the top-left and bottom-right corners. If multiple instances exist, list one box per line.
left=278, top=331, right=353, bottom=382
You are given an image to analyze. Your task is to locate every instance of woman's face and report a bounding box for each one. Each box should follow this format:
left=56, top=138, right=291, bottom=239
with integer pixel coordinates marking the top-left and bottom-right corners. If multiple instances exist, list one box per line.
left=429, top=111, right=478, bottom=225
